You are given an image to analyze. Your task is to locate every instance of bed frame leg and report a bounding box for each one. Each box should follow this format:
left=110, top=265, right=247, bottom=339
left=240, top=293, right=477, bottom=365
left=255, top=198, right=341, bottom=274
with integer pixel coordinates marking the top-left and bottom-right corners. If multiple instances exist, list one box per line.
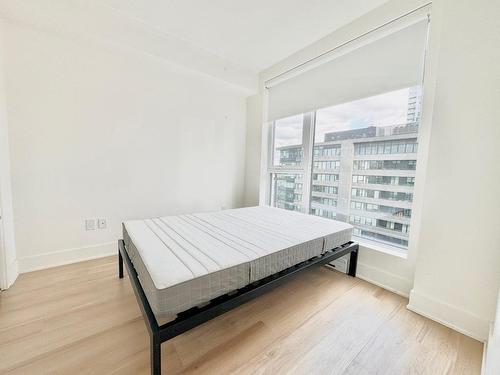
left=151, top=335, right=161, bottom=375
left=118, top=250, right=124, bottom=279
left=348, top=248, right=358, bottom=277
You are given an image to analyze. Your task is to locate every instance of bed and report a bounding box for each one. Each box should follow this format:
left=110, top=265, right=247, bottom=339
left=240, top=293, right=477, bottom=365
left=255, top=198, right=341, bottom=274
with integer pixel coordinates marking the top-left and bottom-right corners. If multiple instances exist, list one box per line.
left=118, top=206, right=358, bottom=374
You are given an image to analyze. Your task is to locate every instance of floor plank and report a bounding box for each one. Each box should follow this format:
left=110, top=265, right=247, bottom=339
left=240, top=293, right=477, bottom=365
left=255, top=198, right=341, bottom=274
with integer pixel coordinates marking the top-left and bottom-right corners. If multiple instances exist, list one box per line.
left=0, top=256, right=483, bottom=374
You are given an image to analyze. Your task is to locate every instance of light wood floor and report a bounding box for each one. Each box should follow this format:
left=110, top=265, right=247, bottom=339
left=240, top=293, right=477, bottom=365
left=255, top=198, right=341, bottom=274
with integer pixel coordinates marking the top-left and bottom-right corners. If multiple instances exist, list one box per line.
left=0, top=256, right=483, bottom=374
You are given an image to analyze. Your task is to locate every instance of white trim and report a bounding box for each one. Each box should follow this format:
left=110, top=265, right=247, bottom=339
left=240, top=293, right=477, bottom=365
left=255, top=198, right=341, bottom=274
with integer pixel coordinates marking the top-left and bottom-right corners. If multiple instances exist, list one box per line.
left=356, top=261, right=412, bottom=297
left=357, top=238, right=408, bottom=259
left=258, top=90, right=271, bottom=206
left=482, top=291, right=500, bottom=374
left=3, top=258, right=18, bottom=289
left=482, top=322, right=500, bottom=375
left=17, top=241, right=116, bottom=273
left=0, top=219, right=6, bottom=289
left=407, top=289, right=490, bottom=342
left=482, top=327, right=489, bottom=375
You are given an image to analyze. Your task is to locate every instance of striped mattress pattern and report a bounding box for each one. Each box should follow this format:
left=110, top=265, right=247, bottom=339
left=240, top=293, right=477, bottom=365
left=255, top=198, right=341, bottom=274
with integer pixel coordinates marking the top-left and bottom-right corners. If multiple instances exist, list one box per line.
left=123, top=206, right=352, bottom=317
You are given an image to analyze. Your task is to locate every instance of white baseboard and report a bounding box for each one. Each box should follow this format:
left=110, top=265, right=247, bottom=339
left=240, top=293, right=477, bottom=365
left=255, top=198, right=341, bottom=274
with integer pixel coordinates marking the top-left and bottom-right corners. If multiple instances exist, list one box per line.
left=356, top=261, right=412, bottom=298
left=18, top=241, right=116, bottom=273
left=407, top=289, right=490, bottom=342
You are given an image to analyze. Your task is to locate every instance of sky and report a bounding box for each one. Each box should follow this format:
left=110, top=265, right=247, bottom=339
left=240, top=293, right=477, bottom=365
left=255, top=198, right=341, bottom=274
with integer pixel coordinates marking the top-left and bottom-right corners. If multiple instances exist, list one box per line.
left=274, top=86, right=417, bottom=149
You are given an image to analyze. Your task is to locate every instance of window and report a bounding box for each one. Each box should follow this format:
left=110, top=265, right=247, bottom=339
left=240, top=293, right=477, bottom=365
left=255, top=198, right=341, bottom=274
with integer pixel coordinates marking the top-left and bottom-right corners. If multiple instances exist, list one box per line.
left=267, top=86, right=422, bottom=250
left=264, top=14, right=429, bottom=252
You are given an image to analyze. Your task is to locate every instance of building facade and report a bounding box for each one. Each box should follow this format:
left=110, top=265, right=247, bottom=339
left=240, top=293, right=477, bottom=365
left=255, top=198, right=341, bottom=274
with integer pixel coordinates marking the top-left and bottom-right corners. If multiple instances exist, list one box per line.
left=274, top=123, right=418, bottom=249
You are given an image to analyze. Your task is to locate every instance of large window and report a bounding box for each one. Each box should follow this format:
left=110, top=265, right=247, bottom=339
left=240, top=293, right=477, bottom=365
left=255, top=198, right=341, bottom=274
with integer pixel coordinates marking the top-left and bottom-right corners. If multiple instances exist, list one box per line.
left=263, top=14, right=429, bottom=253
left=268, top=86, right=422, bottom=251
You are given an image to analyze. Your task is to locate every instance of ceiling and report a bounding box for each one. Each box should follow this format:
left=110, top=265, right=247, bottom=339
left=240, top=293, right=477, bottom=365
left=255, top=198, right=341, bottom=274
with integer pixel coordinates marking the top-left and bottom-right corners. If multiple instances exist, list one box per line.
left=95, top=0, right=388, bottom=72
left=0, top=0, right=388, bottom=93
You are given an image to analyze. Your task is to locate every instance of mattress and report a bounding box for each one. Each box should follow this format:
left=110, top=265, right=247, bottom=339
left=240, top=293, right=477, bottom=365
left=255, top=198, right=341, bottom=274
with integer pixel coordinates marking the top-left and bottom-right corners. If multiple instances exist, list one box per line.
left=123, top=206, right=352, bottom=317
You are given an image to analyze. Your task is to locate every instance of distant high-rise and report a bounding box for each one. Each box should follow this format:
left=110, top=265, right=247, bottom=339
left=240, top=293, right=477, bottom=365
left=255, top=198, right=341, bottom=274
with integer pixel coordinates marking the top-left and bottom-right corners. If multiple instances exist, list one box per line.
left=407, top=86, right=422, bottom=123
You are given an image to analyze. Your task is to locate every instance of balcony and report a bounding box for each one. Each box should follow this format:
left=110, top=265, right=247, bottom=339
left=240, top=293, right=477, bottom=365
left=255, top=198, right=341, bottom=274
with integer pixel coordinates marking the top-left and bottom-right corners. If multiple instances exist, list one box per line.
left=349, top=207, right=411, bottom=224
left=350, top=196, right=413, bottom=209
left=351, top=222, right=410, bottom=240
left=312, top=180, right=340, bottom=187
left=311, top=191, right=338, bottom=199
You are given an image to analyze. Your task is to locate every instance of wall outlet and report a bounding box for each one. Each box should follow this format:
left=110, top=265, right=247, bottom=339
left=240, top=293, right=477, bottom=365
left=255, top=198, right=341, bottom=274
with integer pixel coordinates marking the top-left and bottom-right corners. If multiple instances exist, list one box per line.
left=98, top=218, right=107, bottom=229
left=85, top=219, right=97, bottom=231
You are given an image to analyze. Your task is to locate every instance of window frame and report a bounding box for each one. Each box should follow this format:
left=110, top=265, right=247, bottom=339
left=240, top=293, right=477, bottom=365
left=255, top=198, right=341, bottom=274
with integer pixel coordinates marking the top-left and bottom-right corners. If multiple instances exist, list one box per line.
left=258, top=10, right=433, bottom=258
left=262, top=97, right=424, bottom=256
left=267, top=112, right=315, bottom=213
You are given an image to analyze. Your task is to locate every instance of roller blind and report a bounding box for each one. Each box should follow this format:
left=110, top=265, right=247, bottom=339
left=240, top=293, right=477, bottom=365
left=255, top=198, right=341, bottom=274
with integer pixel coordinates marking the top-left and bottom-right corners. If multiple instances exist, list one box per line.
left=267, top=19, right=429, bottom=122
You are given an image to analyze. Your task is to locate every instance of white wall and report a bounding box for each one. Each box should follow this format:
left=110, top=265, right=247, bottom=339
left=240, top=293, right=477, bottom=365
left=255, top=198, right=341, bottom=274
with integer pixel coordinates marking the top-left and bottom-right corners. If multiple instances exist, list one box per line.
left=408, top=0, right=500, bottom=341
left=243, top=94, right=262, bottom=207
left=1, top=20, right=248, bottom=272
left=0, top=26, right=17, bottom=287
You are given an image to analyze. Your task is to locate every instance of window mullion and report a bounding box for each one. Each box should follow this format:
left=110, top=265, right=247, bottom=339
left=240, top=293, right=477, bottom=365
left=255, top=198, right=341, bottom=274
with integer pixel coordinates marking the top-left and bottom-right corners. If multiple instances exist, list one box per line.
left=301, top=112, right=315, bottom=214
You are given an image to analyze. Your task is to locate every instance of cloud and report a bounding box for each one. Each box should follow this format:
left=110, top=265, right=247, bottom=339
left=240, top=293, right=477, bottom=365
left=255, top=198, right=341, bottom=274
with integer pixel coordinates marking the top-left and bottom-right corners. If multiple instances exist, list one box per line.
left=274, top=114, right=303, bottom=148
left=314, top=87, right=412, bottom=142
left=273, top=86, right=420, bottom=157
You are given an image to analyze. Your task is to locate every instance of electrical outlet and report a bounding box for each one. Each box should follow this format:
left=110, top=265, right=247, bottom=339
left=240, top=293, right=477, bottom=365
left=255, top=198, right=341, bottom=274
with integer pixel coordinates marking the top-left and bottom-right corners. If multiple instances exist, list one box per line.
left=98, top=218, right=107, bottom=229
left=85, top=219, right=97, bottom=231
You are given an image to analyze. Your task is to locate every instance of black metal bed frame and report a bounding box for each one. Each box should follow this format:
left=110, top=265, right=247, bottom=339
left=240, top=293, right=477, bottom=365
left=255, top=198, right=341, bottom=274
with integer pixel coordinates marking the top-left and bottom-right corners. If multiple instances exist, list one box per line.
left=118, top=239, right=359, bottom=375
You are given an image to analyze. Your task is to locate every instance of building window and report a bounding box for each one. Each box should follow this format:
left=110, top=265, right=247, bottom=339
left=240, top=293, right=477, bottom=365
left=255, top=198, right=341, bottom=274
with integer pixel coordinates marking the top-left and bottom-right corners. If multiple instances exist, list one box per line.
left=312, top=185, right=338, bottom=195
left=313, top=173, right=339, bottom=182
left=353, top=160, right=417, bottom=170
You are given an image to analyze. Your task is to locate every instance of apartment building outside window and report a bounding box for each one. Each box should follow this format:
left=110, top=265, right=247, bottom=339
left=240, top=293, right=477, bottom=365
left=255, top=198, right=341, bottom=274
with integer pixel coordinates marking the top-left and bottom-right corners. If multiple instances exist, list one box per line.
left=264, top=16, right=429, bottom=253
left=269, top=86, right=422, bottom=251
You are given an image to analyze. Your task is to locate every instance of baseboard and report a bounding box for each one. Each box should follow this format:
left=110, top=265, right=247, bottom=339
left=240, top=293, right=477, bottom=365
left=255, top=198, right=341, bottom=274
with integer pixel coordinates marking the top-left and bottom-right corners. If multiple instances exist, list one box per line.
left=17, top=241, right=116, bottom=273
left=356, top=261, right=412, bottom=298
left=407, top=289, right=490, bottom=342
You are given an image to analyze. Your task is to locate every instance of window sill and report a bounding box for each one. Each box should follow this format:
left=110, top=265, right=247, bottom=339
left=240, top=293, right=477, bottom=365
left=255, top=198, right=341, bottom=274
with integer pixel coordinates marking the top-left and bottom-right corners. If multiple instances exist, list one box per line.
left=353, top=237, right=408, bottom=259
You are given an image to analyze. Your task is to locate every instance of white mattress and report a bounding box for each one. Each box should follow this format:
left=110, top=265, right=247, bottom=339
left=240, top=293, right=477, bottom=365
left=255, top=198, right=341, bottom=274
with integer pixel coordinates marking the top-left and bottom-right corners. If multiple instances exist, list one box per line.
left=123, top=206, right=352, bottom=317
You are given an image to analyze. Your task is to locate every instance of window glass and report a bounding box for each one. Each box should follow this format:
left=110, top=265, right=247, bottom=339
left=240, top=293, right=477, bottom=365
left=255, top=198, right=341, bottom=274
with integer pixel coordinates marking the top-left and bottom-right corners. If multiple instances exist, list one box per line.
left=271, top=173, right=303, bottom=212
left=273, top=114, right=303, bottom=166
left=309, top=86, right=421, bottom=249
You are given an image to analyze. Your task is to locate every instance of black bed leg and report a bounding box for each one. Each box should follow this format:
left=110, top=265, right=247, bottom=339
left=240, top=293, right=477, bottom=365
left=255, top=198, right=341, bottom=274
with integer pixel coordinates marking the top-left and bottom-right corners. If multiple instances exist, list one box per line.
left=118, top=250, right=124, bottom=279
left=348, top=249, right=358, bottom=277
left=151, top=335, right=161, bottom=375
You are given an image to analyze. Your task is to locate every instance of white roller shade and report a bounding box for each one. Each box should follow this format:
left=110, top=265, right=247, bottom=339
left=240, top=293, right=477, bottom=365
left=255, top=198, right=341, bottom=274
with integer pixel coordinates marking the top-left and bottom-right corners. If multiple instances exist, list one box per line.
left=267, top=19, right=429, bottom=122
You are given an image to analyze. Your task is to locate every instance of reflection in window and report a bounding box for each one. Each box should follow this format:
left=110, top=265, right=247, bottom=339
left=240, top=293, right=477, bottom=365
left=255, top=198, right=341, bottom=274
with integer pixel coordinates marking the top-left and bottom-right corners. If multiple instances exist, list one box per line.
left=308, top=86, right=421, bottom=249
left=271, top=173, right=303, bottom=212
left=273, top=114, right=303, bottom=166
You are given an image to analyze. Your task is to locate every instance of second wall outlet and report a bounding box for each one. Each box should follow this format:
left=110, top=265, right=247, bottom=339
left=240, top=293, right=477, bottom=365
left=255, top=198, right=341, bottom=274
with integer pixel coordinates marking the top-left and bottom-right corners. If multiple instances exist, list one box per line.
left=98, top=218, right=107, bottom=229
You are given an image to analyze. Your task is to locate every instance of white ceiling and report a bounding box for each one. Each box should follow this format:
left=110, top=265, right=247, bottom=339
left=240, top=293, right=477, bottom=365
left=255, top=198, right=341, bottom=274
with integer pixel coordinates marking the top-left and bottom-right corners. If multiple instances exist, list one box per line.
left=0, top=0, right=388, bottom=93
left=95, top=0, right=388, bottom=72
